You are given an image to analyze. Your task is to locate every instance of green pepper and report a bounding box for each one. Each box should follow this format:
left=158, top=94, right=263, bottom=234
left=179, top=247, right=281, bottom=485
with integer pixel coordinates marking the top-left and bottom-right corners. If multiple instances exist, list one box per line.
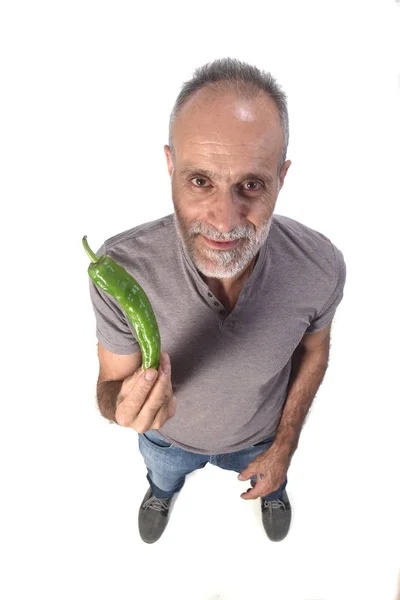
left=82, top=236, right=161, bottom=371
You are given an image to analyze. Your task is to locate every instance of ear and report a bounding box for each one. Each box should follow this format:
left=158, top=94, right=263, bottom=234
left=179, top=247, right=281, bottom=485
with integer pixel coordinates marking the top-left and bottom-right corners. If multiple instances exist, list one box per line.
left=278, top=159, right=291, bottom=190
left=164, top=145, right=174, bottom=177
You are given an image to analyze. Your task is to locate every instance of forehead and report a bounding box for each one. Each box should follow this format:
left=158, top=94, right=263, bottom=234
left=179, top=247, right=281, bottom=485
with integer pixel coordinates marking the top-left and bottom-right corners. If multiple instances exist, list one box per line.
left=172, top=88, right=283, bottom=164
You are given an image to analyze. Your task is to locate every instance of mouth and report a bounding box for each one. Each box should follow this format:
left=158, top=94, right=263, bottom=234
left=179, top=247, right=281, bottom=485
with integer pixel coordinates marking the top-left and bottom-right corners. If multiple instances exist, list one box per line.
left=201, top=235, right=241, bottom=250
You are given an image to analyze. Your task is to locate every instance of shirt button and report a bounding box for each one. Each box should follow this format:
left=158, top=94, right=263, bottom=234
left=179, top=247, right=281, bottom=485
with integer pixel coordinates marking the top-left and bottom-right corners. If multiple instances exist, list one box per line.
left=220, top=309, right=225, bottom=314
left=214, top=301, right=219, bottom=306
left=208, top=292, right=212, bottom=297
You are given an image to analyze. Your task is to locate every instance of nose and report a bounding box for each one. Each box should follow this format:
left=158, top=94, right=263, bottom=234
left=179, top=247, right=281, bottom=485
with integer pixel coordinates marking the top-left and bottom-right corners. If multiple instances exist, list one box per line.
left=205, top=188, right=245, bottom=235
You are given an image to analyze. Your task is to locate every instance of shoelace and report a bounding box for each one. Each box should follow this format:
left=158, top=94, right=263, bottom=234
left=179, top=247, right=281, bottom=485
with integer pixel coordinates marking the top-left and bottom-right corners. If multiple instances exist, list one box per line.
left=263, top=498, right=286, bottom=511
left=143, top=496, right=170, bottom=512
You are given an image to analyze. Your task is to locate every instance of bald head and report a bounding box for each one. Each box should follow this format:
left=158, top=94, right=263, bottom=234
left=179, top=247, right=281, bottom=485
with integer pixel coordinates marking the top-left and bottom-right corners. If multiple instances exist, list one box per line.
left=169, top=85, right=285, bottom=176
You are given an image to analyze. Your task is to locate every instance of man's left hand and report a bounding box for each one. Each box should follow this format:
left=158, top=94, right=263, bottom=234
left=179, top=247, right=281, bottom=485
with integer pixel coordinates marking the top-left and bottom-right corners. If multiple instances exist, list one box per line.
left=237, top=444, right=290, bottom=500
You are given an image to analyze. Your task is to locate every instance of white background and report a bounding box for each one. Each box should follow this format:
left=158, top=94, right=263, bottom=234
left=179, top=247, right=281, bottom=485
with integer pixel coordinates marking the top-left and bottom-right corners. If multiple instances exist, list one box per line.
left=1, top=1, right=400, bottom=599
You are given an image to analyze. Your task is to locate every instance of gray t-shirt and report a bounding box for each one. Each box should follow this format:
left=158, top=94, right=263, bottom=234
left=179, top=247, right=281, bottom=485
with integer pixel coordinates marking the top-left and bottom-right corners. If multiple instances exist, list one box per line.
left=88, top=212, right=346, bottom=455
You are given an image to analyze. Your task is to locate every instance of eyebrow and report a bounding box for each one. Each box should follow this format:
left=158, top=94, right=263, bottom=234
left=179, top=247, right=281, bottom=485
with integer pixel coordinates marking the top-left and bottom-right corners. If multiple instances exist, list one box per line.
left=180, top=167, right=273, bottom=185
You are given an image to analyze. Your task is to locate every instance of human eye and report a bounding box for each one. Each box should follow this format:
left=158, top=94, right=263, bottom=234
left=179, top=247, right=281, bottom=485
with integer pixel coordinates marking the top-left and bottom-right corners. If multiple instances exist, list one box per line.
left=242, top=180, right=263, bottom=193
left=190, top=176, right=210, bottom=188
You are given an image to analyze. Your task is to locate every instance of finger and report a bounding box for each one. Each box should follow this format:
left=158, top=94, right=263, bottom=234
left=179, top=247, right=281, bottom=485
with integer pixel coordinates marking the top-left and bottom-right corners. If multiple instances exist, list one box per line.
left=167, top=394, right=177, bottom=418
left=123, top=361, right=151, bottom=390
left=133, top=352, right=172, bottom=431
left=148, top=394, right=176, bottom=431
left=160, top=351, right=171, bottom=376
left=116, top=366, right=159, bottom=426
left=240, top=481, right=265, bottom=500
left=151, top=402, right=170, bottom=429
left=238, top=468, right=255, bottom=481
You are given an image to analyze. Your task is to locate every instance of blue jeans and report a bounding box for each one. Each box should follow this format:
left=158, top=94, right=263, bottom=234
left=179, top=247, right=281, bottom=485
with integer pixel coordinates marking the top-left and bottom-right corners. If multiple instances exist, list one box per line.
left=138, top=429, right=288, bottom=501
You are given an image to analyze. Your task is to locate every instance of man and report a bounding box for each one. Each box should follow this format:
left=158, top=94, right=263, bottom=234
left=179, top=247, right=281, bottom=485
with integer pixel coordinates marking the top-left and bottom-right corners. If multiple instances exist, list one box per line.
left=88, top=58, right=346, bottom=544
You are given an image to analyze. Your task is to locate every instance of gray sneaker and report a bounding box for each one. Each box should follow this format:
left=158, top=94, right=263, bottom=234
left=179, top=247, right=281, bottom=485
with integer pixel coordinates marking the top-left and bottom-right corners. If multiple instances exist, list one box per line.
left=138, top=487, right=174, bottom=544
left=261, top=489, right=292, bottom=542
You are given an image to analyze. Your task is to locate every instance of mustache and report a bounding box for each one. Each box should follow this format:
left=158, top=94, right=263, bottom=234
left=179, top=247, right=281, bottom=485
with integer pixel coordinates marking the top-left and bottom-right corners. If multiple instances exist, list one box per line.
left=189, top=226, right=254, bottom=242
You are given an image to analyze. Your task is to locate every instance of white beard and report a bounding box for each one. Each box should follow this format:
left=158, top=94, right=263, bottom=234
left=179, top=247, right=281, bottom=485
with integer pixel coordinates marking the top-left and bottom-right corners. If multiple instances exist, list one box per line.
left=173, top=212, right=273, bottom=279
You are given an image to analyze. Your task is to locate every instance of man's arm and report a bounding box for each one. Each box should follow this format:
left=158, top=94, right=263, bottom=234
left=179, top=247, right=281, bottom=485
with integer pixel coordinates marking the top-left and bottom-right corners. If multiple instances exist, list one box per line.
left=273, top=323, right=332, bottom=462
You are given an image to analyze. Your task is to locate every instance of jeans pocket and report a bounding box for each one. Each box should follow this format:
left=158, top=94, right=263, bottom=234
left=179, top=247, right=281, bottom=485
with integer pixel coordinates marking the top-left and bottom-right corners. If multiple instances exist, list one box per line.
left=142, top=429, right=173, bottom=449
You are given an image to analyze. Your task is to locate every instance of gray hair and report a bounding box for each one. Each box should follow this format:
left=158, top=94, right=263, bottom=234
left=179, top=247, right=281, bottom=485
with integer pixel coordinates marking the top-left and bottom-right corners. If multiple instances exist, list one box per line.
left=168, top=57, right=289, bottom=173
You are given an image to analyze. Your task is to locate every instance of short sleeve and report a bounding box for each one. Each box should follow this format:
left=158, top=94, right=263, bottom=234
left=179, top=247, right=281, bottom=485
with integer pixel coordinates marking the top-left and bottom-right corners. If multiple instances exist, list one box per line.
left=306, top=245, right=347, bottom=334
left=88, top=276, right=140, bottom=355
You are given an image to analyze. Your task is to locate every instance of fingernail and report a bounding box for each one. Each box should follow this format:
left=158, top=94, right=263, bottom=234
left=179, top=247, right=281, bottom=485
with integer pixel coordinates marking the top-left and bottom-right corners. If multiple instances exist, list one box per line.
left=145, top=369, right=156, bottom=381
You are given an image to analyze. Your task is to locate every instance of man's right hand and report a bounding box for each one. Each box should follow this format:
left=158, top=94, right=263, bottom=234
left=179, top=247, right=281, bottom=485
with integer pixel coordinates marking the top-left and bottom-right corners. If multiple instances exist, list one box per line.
left=115, top=351, right=177, bottom=433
